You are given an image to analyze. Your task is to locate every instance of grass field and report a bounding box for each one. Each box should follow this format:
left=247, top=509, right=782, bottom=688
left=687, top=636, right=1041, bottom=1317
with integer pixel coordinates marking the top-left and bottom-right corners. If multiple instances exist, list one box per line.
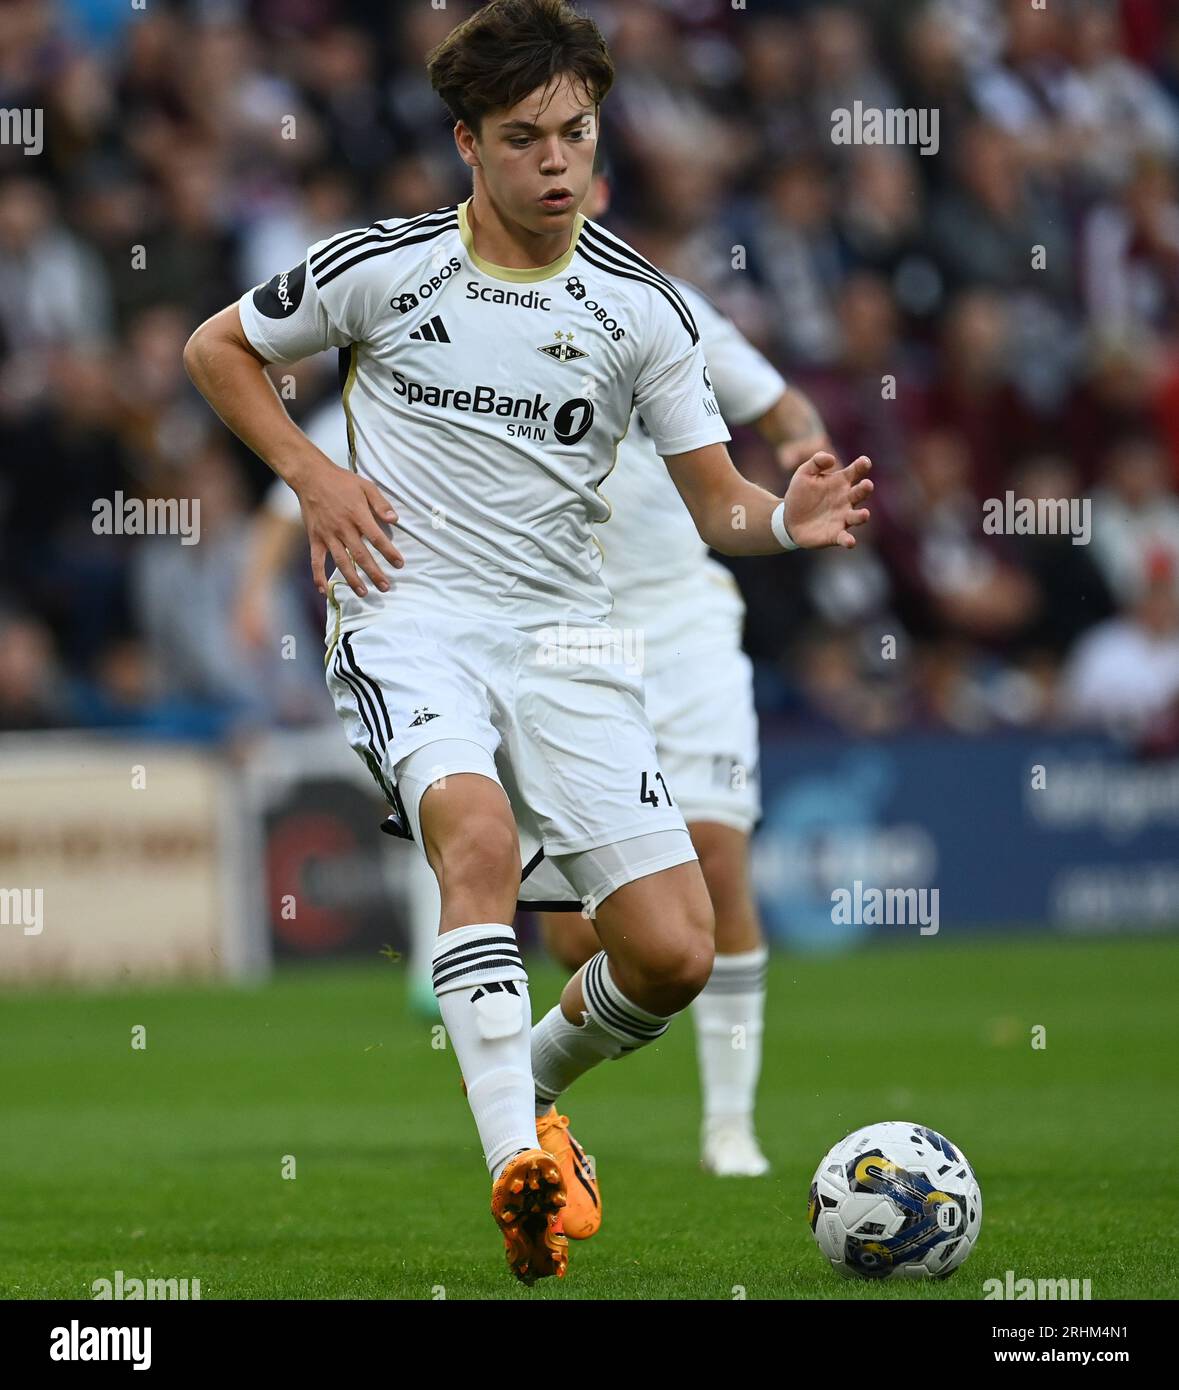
left=1, top=934, right=1177, bottom=1300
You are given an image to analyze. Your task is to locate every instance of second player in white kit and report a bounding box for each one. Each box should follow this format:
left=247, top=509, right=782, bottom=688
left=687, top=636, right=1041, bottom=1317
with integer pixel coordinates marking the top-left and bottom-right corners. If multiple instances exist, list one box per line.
left=600, top=281, right=783, bottom=833
left=533, top=267, right=830, bottom=1176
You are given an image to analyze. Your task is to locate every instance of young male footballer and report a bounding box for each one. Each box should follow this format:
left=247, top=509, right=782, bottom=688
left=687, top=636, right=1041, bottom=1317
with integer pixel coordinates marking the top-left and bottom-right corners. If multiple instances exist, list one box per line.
left=184, top=0, right=871, bottom=1285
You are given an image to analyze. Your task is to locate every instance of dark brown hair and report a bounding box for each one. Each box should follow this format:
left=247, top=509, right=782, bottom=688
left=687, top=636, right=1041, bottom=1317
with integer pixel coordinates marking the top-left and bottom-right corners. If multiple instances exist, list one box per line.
left=426, top=0, right=614, bottom=135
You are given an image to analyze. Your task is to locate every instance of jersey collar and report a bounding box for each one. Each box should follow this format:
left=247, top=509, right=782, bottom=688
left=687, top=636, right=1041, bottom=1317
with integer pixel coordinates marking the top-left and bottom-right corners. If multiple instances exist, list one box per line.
left=458, top=197, right=585, bottom=283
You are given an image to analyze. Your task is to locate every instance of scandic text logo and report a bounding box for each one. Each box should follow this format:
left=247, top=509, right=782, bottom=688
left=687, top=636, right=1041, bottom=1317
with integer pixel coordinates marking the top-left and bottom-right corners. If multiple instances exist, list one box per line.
left=466, top=281, right=552, bottom=311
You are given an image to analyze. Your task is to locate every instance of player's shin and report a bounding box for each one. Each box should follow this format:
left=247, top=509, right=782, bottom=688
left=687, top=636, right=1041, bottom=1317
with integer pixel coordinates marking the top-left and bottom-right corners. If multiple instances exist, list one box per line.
left=405, top=849, right=442, bottom=1018
left=692, top=945, right=771, bottom=1175
left=531, top=950, right=673, bottom=1111
left=431, top=924, right=539, bottom=1176
left=691, top=946, right=767, bottom=1125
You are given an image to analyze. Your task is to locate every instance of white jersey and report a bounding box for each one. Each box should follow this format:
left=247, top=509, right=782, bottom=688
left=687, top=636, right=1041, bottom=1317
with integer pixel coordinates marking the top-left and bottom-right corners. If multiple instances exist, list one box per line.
left=599, top=278, right=785, bottom=643
left=238, top=199, right=729, bottom=629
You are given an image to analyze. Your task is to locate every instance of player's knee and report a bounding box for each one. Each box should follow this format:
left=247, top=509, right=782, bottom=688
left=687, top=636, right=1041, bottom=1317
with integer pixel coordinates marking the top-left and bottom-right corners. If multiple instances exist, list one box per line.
left=630, top=902, right=715, bottom=1014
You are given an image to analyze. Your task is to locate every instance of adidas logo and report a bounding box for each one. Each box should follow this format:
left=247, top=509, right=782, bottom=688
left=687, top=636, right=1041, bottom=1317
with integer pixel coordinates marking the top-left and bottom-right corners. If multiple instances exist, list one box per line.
left=409, top=315, right=451, bottom=343
left=469, top=981, right=519, bottom=1002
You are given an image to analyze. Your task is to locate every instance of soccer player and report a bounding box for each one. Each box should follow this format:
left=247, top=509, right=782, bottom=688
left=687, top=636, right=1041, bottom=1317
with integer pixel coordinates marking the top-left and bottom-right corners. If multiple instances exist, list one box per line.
left=184, top=0, right=871, bottom=1285
left=531, top=189, right=830, bottom=1181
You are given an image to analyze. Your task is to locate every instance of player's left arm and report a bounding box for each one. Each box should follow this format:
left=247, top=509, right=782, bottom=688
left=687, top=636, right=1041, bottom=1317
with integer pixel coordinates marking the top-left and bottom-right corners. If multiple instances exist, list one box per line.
left=751, top=385, right=833, bottom=473
left=665, top=441, right=872, bottom=555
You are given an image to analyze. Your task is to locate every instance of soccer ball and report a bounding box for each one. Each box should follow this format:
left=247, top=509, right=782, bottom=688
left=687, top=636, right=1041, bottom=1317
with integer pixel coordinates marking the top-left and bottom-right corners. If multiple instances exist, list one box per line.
left=808, top=1121, right=982, bottom=1279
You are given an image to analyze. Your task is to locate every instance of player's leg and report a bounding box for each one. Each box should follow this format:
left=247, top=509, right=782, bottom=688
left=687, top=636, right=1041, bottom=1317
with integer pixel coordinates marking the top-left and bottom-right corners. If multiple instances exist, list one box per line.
left=522, top=901, right=607, bottom=1236
left=531, top=869, right=716, bottom=1236
left=326, top=605, right=566, bottom=1282
left=535, top=820, right=768, bottom=1174
left=688, top=819, right=770, bottom=1177
left=536, top=908, right=599, bottom=972
left=630, top=617, right=770, bottom=1176
left=401, top=749, right=568, bottom=1283
left=530, top=846, right=715, bottom=1126
left=526, top=849, right=713, bottom=1234
left=511, top=628, right=711, bottom=1236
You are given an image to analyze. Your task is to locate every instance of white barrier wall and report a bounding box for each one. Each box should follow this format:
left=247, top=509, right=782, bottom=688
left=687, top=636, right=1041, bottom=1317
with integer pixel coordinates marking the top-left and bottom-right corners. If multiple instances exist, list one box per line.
left=0, top=735, right=266, bottom=985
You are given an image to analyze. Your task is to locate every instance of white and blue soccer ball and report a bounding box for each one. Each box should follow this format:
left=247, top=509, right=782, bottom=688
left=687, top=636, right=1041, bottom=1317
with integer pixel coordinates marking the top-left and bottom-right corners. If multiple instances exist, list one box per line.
left=808, top=1121, right=982, bottom=1280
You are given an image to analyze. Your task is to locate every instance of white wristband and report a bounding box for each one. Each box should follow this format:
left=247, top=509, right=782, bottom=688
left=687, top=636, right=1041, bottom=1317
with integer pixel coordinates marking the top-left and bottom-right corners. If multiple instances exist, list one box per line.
left=771, top=500, right=799, bottom=551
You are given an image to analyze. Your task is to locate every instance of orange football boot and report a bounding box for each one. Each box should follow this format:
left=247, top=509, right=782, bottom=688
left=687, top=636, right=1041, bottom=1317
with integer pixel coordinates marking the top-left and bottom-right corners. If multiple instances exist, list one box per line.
left=491, top=1148, right=569, bottom=1285
left=536, top=1107, right=601, bottom=1239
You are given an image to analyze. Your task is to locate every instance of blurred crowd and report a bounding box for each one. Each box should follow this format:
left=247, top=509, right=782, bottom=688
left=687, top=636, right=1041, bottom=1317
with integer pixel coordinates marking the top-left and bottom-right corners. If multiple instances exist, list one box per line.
left=3, top=0, right=1179, bottom=749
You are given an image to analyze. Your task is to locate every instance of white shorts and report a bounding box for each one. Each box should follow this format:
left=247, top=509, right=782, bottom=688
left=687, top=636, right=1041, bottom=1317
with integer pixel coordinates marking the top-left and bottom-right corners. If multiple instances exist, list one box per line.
left=325, top=583, right=696, bottom=909
left=641, top=631, right=761, bottom=834
left=519, top=585, right=761, bottom=909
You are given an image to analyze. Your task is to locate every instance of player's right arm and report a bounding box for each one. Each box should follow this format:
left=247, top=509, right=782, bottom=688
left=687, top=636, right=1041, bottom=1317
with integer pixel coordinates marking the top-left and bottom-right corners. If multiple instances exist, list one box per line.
left=666, top=441, right=872, bottom=554
left=183, top=259, right=403, bottom=598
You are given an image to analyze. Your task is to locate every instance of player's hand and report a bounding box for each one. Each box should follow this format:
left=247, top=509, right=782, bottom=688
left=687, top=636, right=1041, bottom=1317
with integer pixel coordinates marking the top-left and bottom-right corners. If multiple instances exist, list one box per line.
left=777, top=430, right=833, bottom=474
left=293, top=460, right=404, bottom=597
left=781, top=451, right=873, bottom=550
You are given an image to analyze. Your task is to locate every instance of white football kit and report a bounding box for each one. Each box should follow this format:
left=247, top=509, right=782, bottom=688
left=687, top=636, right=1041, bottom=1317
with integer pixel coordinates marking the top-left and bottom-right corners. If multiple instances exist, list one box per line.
left=521, top=282, right=785, bottom=906
left=238, top=199, right=730, bottom=908
left=600, top=278, right=785, bottom=832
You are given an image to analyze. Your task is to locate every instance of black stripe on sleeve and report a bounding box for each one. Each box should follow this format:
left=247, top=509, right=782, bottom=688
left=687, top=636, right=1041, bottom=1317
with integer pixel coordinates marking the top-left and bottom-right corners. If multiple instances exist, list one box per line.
left=315, top=217, right=459, bottom=288
left=310, top=206, right=457, bottom=278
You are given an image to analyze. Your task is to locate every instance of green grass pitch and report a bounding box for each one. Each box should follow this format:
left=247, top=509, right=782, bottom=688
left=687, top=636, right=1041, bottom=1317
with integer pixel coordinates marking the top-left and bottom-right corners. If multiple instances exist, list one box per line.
left=1, top=934, right=1176, bottom=1300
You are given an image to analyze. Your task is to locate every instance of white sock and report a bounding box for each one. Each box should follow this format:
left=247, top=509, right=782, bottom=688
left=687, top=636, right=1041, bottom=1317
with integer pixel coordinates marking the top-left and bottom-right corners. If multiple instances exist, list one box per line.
left=532, top=950, right=673, bottom=1111
left=432, top=924, right=538, bottom=1176
left=691, top=946, right=767, bottom=1127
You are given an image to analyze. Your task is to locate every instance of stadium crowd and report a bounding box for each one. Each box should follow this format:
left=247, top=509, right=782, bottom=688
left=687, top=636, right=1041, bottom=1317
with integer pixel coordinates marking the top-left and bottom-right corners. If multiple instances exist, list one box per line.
left=3, top=0, right=1179, bottom=748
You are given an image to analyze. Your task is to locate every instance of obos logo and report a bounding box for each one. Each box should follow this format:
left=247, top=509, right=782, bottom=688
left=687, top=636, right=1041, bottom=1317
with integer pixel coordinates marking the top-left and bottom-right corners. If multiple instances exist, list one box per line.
left=564, top=277, right=625, bottom=341
left=390, top=256, right=463, bottom=313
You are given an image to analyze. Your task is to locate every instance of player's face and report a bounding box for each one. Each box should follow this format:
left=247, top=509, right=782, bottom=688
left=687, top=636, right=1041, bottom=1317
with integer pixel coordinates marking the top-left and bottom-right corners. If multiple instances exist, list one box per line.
left=472, top=73, right=597, bottom=235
